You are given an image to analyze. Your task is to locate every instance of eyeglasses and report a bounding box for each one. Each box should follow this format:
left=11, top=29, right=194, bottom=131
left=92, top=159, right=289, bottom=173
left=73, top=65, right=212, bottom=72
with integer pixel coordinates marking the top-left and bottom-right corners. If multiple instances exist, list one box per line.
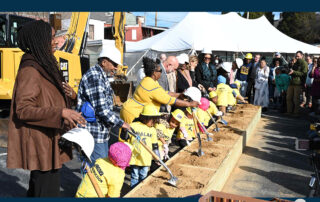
left=204, top=57, right=211, bottom=60
left=155, top=68, right=163, bottom=73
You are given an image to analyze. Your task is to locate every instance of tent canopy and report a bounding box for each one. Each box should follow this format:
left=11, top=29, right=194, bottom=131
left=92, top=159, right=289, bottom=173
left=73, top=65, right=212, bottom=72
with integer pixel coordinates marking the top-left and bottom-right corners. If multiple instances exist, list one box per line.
left=126, top=12, right=320, bottom=54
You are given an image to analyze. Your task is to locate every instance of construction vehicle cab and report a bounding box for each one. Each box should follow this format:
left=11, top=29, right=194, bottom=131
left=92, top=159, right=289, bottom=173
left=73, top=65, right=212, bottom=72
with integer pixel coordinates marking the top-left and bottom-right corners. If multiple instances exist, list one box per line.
left=0, top=13, right=90, bottom=110
left=0, top=14, right=35, bottom=108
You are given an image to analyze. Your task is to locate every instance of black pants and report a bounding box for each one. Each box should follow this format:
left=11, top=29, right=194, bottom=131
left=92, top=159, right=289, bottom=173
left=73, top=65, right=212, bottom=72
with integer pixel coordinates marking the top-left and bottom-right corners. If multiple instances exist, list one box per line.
left=178, top=139, right=188, bottom=148
left=27, top=169, right=60, bottom=197
left=312, top=96, right=320, bottom=115
left=246, top=79, right=255, bottom=103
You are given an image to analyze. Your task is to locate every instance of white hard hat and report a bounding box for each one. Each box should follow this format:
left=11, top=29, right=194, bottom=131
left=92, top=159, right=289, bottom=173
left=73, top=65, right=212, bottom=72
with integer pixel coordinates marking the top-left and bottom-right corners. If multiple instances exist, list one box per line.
left=235, top=58, right=243, bottom=68
left=184, top=87, right=201, bottom=103
left=221, top=62, right=232, bottom=73
left=202, top=47, right=212, bottom=55
left=99, top=46, right=122, bottom=66
left=62, top=128, right=94, bottom=162
left=177, top=53, right=189, bottom=64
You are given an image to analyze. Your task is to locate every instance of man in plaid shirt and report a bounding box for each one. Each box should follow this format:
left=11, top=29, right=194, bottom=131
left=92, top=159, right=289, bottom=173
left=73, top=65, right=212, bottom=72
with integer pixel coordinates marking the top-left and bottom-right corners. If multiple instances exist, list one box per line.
left=77, top=46, right=130, bottom=164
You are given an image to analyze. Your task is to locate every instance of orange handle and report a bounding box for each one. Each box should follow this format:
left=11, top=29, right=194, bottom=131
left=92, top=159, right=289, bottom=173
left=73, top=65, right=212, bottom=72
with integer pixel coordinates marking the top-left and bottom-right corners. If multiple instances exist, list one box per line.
left=85, top=165, right=104, bottom=197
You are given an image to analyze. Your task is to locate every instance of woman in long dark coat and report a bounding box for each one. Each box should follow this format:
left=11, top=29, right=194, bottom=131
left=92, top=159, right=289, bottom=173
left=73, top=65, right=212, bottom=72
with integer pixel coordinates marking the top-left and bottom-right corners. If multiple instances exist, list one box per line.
left=7, top=20, right=86, bottom=197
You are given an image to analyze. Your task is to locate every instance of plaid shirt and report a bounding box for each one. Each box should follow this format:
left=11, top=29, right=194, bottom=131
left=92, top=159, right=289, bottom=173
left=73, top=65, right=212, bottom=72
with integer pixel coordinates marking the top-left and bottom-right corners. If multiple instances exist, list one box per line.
left=77, top=64, right=124, bottom=143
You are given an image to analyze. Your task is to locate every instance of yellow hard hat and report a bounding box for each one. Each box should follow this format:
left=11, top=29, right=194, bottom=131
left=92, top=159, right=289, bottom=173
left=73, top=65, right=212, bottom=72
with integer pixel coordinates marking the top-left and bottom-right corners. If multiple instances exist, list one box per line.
left=186, top=107, right=192, bottom=115
left=209, top=91, right=218, bottom=98
left=245, top=53, right=253, bottom=59
left=234, top=80, right=241, bottom=89
left=171, top=109, right=185, bottom=123
left=141, top=104, right=161, bottom=116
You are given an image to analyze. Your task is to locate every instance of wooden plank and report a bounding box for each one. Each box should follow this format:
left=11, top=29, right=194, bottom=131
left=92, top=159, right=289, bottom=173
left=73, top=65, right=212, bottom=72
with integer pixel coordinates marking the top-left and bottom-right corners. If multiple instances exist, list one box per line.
left=199, top=190, right=269, bottom=202
left=201, top=107, right=261, bottom=194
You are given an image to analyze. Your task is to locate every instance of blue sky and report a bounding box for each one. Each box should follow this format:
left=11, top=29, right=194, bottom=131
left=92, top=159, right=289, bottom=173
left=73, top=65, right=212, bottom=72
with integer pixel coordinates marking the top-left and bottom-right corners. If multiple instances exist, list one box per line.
left=132, top=12, right=281, bottom=28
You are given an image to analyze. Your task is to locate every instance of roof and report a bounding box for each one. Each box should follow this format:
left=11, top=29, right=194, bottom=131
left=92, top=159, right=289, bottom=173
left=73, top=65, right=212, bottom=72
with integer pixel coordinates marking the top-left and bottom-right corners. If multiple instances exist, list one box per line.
left=142, top=25, right=168, bottom=31
left=126, top=12, right=320, bottom=54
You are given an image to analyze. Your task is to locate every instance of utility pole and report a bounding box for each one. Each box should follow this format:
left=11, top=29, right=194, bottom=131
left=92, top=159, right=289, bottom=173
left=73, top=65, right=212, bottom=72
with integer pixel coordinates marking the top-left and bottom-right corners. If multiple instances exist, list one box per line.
left=155, top=12, right=157, bottom=27
left=247, top=12, right=249, bottom=19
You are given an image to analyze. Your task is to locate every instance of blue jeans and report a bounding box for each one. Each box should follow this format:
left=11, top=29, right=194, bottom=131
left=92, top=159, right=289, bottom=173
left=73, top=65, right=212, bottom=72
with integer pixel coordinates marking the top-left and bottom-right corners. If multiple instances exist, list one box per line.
left=237, top=80, right=248, bottom=97
left=130, top=166, right=149, bottom=187
left=90, top=142, right=108, bottom=166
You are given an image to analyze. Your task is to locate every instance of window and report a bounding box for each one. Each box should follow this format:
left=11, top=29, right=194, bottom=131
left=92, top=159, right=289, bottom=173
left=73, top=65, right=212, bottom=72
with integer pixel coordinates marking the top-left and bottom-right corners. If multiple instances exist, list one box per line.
left=132, top=29, right=137, bottom=40
left=89, top=24, right=94, bottom=40
left=9, top=15, right=34, bottom=47
left=0, top=16, right=6, bottom=46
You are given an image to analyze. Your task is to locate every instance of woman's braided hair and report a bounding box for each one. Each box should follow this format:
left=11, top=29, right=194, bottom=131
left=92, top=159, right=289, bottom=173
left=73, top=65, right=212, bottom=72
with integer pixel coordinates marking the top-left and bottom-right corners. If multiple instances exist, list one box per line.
left=17, top=20, right=64, bottom=87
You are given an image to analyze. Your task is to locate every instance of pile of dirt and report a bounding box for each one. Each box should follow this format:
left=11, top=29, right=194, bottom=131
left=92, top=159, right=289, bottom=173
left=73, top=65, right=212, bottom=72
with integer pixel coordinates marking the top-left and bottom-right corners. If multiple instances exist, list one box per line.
left=126, top=104, right=260, bottom=197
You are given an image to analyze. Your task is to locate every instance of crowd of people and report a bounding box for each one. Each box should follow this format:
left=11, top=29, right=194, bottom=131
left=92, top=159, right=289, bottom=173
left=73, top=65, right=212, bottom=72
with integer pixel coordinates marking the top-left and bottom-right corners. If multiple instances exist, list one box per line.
left=6, top=20, right=320, bottom=198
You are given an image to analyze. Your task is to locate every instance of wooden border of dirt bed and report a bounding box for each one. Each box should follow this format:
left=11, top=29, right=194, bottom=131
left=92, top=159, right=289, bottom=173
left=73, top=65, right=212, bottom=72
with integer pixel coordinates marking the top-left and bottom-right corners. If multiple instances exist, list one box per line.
left=201, top=106, right=261, bottom=194
left=125, top=106, right=261, bottom=197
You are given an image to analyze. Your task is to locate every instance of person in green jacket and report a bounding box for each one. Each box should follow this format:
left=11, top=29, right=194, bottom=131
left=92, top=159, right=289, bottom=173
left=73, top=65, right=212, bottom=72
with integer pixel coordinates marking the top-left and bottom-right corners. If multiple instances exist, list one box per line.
left=286, top=51, right=308, bottom=115
left=276, top=68, right=291, bottom=112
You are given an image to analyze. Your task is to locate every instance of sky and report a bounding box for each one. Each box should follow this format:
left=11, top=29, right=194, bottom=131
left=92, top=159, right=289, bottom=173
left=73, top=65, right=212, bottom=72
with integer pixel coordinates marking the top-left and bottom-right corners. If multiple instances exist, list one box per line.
left=131, top=12, right=281, bottom=28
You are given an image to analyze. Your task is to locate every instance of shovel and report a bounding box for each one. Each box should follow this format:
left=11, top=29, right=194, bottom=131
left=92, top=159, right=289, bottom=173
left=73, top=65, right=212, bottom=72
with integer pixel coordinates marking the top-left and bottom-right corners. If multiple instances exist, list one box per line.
left=192, top=110, right=205, bottom=156
left=220, top=116, right=228, bottom=125
left=74, top=147, right=104, bottom=197
left=193, top=113, right=213, bottom=141
left=127, top=130, right=178, bottom=187
left=206, top=110, right=220, bottom=132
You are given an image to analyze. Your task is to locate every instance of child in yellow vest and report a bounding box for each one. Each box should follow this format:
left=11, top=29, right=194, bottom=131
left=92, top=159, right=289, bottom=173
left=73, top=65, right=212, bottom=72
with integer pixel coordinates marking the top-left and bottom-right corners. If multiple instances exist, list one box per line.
left=155, top=109, right=185, bottom=160
left=120, top=104, right=160, bottom=187
left=75, top=142, right=132, bottom=198
left=216, top=75, right=232, bottom=114
left=208, top=90, right=225, bottom=122
left=176, top=107, right=196, bottom=148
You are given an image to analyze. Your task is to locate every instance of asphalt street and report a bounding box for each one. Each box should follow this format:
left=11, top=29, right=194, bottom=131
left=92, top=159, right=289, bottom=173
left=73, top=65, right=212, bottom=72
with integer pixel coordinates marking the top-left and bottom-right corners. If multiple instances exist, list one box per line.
left=223, top=109, right=314, bottom=198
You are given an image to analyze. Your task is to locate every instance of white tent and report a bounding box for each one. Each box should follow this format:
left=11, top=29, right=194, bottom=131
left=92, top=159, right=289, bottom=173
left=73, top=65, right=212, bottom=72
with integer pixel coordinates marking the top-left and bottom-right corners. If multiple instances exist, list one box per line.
left=126, top=12, right=320, bottom=54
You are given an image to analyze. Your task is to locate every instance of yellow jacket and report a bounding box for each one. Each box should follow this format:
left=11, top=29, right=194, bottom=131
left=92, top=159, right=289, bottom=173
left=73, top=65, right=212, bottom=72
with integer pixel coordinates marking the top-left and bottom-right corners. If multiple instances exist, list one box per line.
left=155, top=123, right=175, bottom=150
left=177, top=117, right=195, bottom=140
left=129, top=121, right=158, bottom=167
left=208, top=101, right=219, bottom=116
left=122, top=77, right=177, bottom=121
left=196, top=108, right=211, bottom=127
left=216, top=83, right=232, bottom=107
left=76, top=158, right=125, bottom=198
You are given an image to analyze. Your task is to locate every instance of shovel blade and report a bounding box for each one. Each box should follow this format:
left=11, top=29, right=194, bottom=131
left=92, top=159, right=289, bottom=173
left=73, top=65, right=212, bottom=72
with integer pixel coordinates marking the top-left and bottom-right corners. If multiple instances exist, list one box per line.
left=198, top=149, right=205, bottom=156
left=220, top=118, right=228, bottom=125
left=213, top=127, right=220, bottom=132
left=206, top=136, right=213, bottom=141
left=168, top=176, right=178, bottom=187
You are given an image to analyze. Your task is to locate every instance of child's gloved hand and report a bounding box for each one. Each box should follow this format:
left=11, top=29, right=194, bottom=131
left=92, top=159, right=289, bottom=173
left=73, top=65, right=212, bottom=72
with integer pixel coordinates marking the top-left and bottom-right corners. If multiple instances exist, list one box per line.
left=163, top=144, right=169, bottom=156
left=216, top=111, right=223, bottom=117
left=180, top=127, right=189, bottom=139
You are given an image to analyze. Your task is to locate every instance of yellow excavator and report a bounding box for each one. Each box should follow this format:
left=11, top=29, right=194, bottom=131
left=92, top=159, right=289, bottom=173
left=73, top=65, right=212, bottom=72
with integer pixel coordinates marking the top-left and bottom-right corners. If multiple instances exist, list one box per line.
left=0, top=12, right=90, bottom=110
left=0, top=12, right=131, bottom=110
left=110, top=12, right=133, bottom=107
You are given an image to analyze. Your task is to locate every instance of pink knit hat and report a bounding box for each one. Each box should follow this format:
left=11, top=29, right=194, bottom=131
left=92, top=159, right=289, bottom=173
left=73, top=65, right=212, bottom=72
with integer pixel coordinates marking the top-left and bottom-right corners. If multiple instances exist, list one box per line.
left=199, top=97, right=210, bottom=111
left=108, top=142, right=132, bottom=170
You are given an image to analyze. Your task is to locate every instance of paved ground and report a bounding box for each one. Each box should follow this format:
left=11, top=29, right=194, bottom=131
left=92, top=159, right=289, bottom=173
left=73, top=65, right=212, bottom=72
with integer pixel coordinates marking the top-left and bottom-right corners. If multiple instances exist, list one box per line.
left=222, top=109, right=314, bottom=198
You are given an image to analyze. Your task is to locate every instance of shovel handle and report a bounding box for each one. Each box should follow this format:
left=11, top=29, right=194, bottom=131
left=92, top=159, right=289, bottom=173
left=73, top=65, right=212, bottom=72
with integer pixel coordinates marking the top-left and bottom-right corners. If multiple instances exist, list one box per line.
left=192, top=112, right=200, bottom=134
left=193, top=113, right=208, bottom=133
left=127, top=130, right=160, bottom=161
left=85, top=166, right=104, bottom=197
